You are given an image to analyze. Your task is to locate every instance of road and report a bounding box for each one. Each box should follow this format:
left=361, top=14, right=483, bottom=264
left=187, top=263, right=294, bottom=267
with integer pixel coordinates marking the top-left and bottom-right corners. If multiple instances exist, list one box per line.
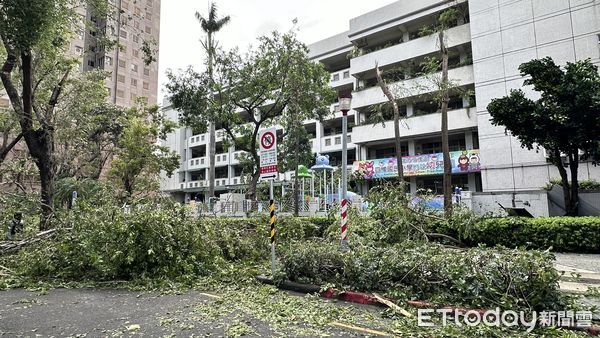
left=0, top=287, right=383, bottom=337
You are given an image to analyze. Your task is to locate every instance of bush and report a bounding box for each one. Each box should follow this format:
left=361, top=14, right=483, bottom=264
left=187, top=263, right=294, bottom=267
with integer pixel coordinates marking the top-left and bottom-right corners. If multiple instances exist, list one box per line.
left=280, top=241, right=566, bottom=311
left=12, top=198, right=221, bottom=281
left=543, top=178, right=600, bottom=191
left=467, top=217, right=600, bottom=253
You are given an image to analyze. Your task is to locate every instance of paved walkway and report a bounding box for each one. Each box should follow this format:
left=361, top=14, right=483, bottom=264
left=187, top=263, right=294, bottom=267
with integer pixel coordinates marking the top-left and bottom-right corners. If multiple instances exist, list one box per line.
left=555, top=253, right=600, bottom=273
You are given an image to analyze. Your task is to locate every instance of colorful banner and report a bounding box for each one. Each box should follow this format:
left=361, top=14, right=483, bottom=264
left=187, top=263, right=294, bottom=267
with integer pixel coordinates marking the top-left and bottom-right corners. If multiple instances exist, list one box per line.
left=352, top=150, right=481, bottom=180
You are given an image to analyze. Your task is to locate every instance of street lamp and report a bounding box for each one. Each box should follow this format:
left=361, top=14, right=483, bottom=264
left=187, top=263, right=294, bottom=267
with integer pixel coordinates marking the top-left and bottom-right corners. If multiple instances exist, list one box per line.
left=339, top=94, right=352, bottom=251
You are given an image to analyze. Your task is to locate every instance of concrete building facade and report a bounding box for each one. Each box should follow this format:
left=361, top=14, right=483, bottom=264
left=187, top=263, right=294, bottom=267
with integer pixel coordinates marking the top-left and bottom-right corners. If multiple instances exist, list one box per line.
left=71, top=0, right=161, bottom=106
left=160, top=0, right=600, bottom=216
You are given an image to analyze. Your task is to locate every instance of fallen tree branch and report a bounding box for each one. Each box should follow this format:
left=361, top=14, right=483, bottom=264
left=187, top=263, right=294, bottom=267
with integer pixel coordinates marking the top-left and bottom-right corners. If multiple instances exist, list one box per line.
left=372, top=293, right=412, bottom=317
left=0, top=228, right=64, bottom=255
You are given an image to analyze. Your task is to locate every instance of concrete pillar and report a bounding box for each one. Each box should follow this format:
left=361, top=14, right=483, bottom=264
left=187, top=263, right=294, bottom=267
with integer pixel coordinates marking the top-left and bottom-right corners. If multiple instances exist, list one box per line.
left=403, top=31, right=410, bottom=42
left=315, top=121, right=324, bottom=153
left=408, top=140, right=416, bottom=156
left=409, top=178, right=417, bottom=194
left=468, top=173, right=477, bottom=191
left=359, top=145, right=368, bottom=161
left=406, top=103, right=414, bottom=117
left=465, top=131, right=474, bottom=150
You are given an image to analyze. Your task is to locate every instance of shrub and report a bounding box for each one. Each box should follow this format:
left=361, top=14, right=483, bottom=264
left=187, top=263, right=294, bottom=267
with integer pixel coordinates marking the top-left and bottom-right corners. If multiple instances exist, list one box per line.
left=543, top=178, right=600, bottom=191
left=13, top=198, right=221, bottom=281
left=467, top=217, right=600, bottom=253
left=280, top=241, right=566, bottom=311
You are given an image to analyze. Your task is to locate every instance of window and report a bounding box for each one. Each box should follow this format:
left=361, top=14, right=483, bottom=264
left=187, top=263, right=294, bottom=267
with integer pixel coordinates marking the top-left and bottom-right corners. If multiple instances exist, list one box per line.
left=120, top=45, right=126, bottom=54
left=334, top=136, right=341, bottom=145
left=325, top=139, right=331, bottom=146
left=118, top=60, right=126, bottom=68
left=134, top=7, right=141, bottom=15
left=343, top=71, right=350, bottom=79
left=74, top=45, right=83, bottom=55
left=133, top=34, right=139, bottom=43
left=116, top=89, right=125, bottom=98
left=143, top=81, right=149, bottom=90
left=131, top=78, right=137, bottom=87
left=347, top=135, right=352, bottom=143
left=145, top=25, right=152, bottom=34
left=421, top=142, right=442, bottom=154
left=87, top=60, right=95, bottom=67
left=121, top=1, right=129, bottom=10
left=105, top=56, right=112, bottom=66
left=120, top=30, right=128, bottom=38
left=118, top=74, right=125, bottom=83
left=131, top=64, right=138, bottom=73
left=143, top=68, right=150, bottom=76
left=332, top=74, right=339, bottom=81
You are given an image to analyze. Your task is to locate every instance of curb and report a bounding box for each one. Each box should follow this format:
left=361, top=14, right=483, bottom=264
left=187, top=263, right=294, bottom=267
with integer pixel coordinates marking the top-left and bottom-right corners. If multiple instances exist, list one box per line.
left=256, top=276, right=600, bottom=336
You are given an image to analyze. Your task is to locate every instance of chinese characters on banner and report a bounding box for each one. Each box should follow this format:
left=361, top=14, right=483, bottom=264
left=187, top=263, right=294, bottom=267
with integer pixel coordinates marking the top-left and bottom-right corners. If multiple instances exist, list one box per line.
left=352, top=150, right=481, bottom=180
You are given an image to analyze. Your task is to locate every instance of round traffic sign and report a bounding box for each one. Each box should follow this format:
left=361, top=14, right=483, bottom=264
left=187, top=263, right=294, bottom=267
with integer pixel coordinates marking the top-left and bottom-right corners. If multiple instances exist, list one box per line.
left=261, top=131, right=275, bottom=150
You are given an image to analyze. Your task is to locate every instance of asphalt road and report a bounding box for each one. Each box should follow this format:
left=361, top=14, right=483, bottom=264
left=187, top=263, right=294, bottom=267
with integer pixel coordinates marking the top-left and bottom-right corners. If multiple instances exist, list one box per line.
left=0, top=288, right=373, bottom=337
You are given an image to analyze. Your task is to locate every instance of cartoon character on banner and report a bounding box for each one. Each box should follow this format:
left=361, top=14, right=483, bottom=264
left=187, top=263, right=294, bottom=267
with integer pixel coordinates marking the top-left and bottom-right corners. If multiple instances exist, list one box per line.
left=364, top=161, right=375, bottom=179
left=469, top=153, right=481, bottom=171
left=457, top=153, right=470, bottom=172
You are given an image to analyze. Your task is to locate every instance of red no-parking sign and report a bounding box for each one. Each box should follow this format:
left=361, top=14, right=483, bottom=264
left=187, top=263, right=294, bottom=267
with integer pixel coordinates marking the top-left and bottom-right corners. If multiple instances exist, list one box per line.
left=259, top=128, right=278, bottom=180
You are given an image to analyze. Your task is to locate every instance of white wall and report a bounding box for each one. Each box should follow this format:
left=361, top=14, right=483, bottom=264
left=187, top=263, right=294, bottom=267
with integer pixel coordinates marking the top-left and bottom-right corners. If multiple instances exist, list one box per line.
left=469, top=0, right=600, bottom=192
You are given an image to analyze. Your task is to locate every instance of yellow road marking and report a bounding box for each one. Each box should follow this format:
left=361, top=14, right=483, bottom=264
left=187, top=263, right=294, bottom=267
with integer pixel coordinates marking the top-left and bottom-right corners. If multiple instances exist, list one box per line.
left=329, top=321, right=393, bottom=337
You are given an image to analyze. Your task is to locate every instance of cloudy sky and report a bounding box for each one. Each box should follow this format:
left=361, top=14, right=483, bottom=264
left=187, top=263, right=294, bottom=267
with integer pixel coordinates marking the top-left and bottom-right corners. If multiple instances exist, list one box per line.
left=157, top=0, right=397, bottom=101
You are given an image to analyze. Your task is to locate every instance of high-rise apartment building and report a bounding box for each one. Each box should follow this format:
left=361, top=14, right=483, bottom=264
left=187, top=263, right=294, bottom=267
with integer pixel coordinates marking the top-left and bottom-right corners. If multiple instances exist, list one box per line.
left=160, top=0, right=600, bottom=216
left=70, top=0, right=161, bottom=106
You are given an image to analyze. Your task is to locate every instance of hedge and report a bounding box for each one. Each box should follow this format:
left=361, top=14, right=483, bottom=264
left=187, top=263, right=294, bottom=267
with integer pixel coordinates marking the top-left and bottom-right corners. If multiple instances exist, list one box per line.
left=467, top=217, right=600, bottom=253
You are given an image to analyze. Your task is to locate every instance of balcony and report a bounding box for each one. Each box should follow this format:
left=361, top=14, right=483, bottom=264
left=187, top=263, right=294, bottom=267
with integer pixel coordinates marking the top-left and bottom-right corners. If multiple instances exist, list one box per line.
left=321, top=133, right=355, bottom=152
left=184, top=180, right=206, bottom=190
left=351, top=107, right=477, bottom=144
left=329, top=68, right=353, bottom=88
left=352, top=65, right=474, bottom=109
left=351, top=24, right=471, bottom=75
left=188, top=134, right=207, bottom=146
left=188, top=157, right=207, bottom=170
left=215, top=153, right=229, bottom=166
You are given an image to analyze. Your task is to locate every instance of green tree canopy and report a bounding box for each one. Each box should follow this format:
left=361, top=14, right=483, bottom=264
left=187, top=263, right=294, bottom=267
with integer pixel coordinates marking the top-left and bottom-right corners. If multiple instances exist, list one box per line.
left=167, top=30, right=335, bottom=198
left=487, top=57, right=600, bottom=215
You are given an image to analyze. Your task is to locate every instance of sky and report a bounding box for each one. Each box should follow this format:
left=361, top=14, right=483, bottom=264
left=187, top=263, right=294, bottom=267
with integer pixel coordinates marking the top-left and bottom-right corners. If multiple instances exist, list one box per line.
left=157, top=0, right=398, bottom=102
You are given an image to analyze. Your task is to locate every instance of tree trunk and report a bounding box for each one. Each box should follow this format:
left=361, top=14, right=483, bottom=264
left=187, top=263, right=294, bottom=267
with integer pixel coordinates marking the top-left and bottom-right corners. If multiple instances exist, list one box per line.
left=208, top=122, right=216, bottom=201
left=207, top=33, right=216, bottom=207
left=293, top=150, right=299, bottom=216
left=247, top=170, right=260, bottom=200
left=567, top=152, right=580, bottom=216
left=439, top=31, right=452, bottom=218
left=393, top=105, right=404, bottom=186
left=37, top=150, right=55, bottom=230
left=554, top=149, right=572, bottom=216
left=375, top=64, right=404, bottom=188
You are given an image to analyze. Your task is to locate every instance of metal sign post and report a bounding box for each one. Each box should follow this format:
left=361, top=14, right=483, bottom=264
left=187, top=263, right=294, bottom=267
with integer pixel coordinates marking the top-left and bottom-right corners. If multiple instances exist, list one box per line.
left=259, top=128, right=278, bottom=276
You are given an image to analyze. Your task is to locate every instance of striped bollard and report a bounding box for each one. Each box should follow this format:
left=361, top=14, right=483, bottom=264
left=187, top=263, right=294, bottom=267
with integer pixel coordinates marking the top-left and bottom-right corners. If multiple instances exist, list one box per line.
left=269, top=199, right=276, bottom=275
left=340, top=198, right=349, bottom=251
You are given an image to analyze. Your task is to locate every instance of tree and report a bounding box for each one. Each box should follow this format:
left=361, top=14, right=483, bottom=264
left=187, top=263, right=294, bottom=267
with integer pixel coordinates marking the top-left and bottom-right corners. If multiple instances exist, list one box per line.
left=53, top=70, right=123, bottom=180
left=109, top=102, right=179, bottom=197
left=0, top=0, right=81, bottom=228
left=375, top=63, right=405, bottom=184
left=420, top=5, right=464, bottom=217
left=487, top=57, right=600, bottom=216
left=196, top=2, right=230, bottom=202
left=168, top=30, right=334, bottom=199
